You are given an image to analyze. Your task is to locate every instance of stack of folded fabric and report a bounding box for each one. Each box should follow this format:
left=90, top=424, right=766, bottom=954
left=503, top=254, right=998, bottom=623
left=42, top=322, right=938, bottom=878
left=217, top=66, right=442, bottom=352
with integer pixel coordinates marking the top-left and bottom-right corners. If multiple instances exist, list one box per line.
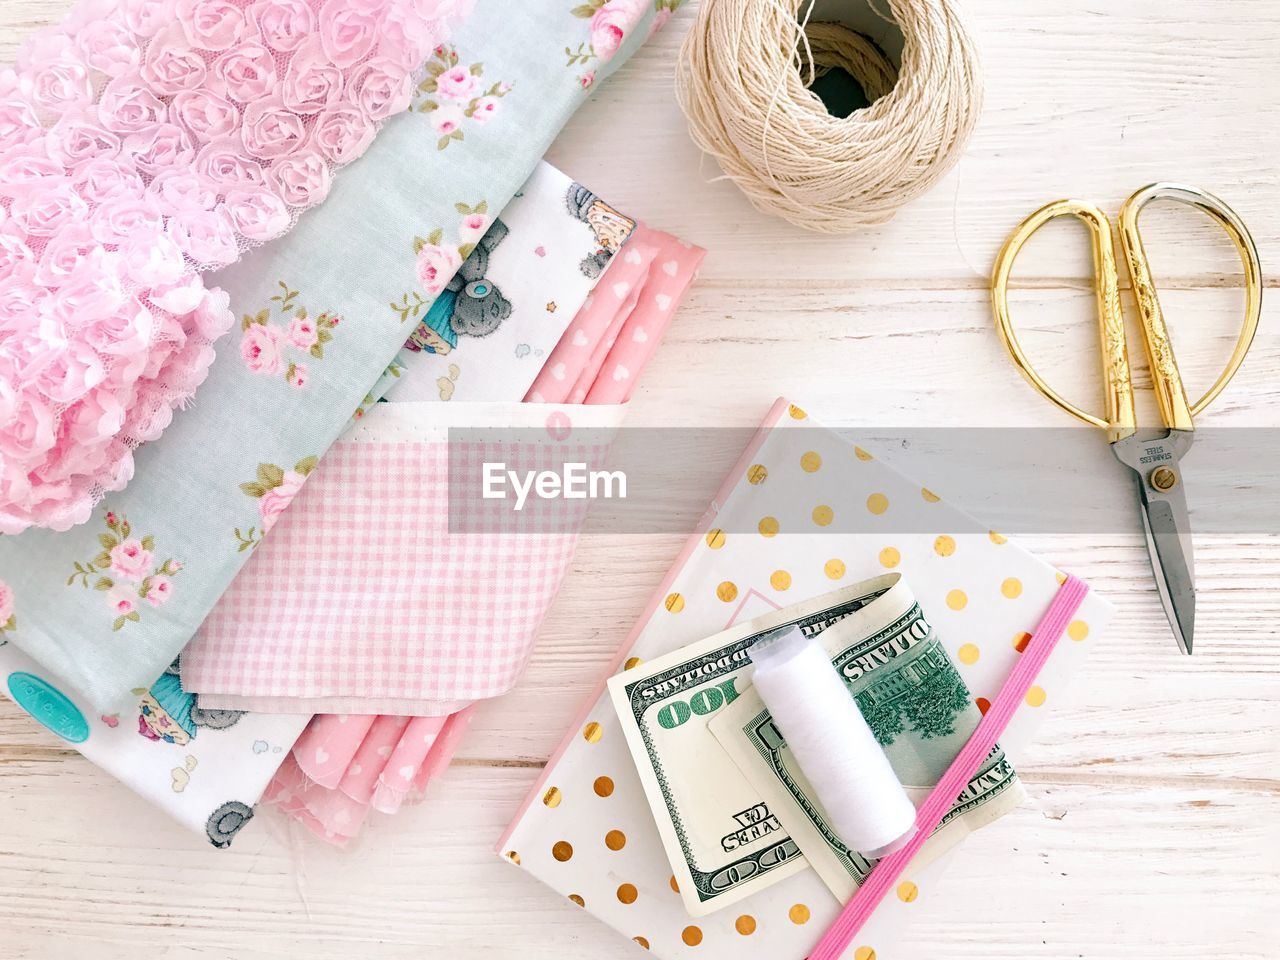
left=180, top=161, right=706, bottom=844
left=0, top=0, right=700, bottom=849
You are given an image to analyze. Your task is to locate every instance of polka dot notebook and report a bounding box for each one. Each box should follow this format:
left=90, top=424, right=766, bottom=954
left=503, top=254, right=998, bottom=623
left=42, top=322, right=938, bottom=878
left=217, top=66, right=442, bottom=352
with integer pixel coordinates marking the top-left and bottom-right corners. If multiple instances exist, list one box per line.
left=497, top=397, right=1114, bottom=959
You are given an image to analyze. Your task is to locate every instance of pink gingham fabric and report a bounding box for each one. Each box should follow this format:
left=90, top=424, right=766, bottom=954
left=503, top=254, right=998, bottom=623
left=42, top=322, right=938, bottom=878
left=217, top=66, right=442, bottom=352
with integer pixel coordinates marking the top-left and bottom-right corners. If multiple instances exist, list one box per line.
left=181, top=404, right=619, bottom=710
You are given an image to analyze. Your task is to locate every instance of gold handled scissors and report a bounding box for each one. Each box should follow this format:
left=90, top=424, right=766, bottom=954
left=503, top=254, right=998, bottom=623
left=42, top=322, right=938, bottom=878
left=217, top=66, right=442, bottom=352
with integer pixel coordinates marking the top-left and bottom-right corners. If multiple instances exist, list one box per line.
left=992, top=183, right=1262, bottom=654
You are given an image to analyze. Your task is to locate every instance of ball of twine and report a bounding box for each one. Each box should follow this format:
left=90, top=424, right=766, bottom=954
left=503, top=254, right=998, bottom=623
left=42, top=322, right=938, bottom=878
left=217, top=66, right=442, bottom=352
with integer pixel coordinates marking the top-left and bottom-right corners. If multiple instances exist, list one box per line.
left=676, top=0, right=983, bottom=233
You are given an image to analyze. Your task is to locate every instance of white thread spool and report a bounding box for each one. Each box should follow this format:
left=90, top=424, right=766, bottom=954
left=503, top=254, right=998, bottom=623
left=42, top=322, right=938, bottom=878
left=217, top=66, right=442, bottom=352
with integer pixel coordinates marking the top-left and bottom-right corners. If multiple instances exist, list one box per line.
left=751, top=627, right=917, bottom=857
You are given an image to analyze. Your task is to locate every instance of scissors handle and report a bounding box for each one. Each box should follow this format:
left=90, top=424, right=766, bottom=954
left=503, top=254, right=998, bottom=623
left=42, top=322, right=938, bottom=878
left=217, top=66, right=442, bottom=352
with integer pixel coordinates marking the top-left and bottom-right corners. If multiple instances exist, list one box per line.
left=992, top=199, right=1138, bottom=443
left=1118, top=183, right=1262, bottom=430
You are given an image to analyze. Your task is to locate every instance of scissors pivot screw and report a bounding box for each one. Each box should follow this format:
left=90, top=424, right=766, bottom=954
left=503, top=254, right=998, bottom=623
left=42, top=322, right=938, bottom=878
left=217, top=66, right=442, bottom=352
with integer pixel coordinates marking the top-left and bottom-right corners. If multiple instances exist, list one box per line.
left=1149, top=466, right=1178, bottom=492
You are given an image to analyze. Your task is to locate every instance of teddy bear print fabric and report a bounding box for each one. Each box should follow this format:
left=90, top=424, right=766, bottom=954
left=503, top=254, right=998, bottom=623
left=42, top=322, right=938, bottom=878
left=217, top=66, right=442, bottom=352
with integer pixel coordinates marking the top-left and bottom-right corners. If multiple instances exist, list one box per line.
left=0, top=645, right=307, bottom=847
left=382, top=162, right=635, bottom=402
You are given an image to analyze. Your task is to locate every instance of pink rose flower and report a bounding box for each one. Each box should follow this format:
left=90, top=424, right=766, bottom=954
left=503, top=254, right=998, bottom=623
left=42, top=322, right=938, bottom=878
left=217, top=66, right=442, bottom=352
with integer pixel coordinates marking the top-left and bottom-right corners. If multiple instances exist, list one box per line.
left=34, top=342, right=106, bottom=405
left=258, top=468, right=306, bottom=530
left=240, top=98, right=307, bottom=160
left=90, top=192, right=163, bottom=246
left=0, top=579, right=13, bottom=625
left=121, top=230, right=186, bottom=287
left=123, top=0, right=177, bottom=38
left=429, top=104, right=464, bottom=136
left=287, top=361, right=308, bottom=388
left=589, top=0, right=647, bottom=61
left=251, top=0, right=316, bottom=53
left=154, top=341, right=216, bottom=401
left=147, top=168, right=217, bottom=214
left=35, top=224, right=98, bottom=287
left=311, top=107, right=375, bottom=165
left=0, top=138, right=64, bottom=187
left=20, top=35, right=93, bottom=117
left=167, top=207, right=239, bottom=267
left=0, top=88, right=41, bottom=146
left=469, top=95, right=499, bottom=124
left=144, top=574, right=172, bottom=606
left=170, top=90, right=239, bottom=144
left=240, top=322, right=283, bottom=375
left=141, top=25, right=209, bottom=95
left=0, top=229, right=35, bottom=285
left=0, top=278, right=46, bottom=330
left=267, top=150, right=331, bottom=207
left=286, top=313, right=318, bottom=350
left=148, top=274, right=204, bottom=314
left=382, top=0, right=464, bottom=60
left=212, top=41, right=277, bottom=103
left=72, top=156, right=145, bottom=205
left=579, top=71, right=595, bottom=89
left=190, top=286, right=234, bottom=339
left=318, top=0, right=378, bottom=69
left=374, top=26, right=417, bottom=70
left=45, top=111, right=122, bottom=168
left=0, top=395, right=56, bottom=464
left=109, top=537, right=153, bottom=580
left=177, top=0, right=249, bottom=51
left=195, top=139, right=266, bottom=189
left=77, top=292, right=154, bottom=361
left=280, top=36, right=344, bottom=114
left=415, top=242, right=461, bottom=296
left=458, top=212, right=489, bottom=245
left=10, top=181, right=89, bottom=238
left=349, top=58, right=412, bottom=121
left=98, top=76, right=166, bottom=133
left=75, top=18, right=140, bottom=78
left=107, top=584, right=138, bottom=616
left=122, top=123, right=195, bottom=177
left=435, top=65, right=479, bottom=103
left=221, top=187, right=291, bottom=242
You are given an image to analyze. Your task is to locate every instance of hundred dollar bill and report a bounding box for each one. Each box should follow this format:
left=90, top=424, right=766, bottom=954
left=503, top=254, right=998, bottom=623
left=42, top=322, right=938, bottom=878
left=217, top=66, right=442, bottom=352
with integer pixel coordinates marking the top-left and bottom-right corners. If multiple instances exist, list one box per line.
left=708, top=574, right=1025, bottom=903
left=607, top=574, right=904, bottom=917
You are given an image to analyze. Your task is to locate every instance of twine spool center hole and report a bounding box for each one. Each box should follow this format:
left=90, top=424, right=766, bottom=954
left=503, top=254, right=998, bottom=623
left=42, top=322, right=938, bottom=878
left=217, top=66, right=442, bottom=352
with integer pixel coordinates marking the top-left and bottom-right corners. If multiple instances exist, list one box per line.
left=799, top=1, right=905, bottom=116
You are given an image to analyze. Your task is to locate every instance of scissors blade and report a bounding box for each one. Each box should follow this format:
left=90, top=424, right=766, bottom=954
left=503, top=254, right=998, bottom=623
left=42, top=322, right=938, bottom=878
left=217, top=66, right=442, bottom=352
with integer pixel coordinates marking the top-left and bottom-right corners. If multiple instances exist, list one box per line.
left=1112, top=430, right=1197, bottom=654
left=1136, top=490, right=1196, bottom=655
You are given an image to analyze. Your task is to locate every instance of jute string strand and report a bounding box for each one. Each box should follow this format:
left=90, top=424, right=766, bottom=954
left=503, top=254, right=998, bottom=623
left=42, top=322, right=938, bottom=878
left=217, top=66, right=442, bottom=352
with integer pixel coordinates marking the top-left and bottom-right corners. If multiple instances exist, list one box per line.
left=676, top=0, right=982, bottom=233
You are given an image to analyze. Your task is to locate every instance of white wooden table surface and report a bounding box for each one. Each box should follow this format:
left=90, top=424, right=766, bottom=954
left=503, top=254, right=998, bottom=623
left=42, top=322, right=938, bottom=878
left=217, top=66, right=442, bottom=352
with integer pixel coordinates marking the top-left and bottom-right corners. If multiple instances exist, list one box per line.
left=2, top=2, right=1278, bottom=958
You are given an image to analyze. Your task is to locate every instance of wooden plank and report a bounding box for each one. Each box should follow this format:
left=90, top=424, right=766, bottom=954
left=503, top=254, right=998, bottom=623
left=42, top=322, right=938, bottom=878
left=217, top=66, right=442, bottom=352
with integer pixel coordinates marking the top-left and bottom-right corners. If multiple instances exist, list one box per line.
left=0, top=766, right=1273, bottom=959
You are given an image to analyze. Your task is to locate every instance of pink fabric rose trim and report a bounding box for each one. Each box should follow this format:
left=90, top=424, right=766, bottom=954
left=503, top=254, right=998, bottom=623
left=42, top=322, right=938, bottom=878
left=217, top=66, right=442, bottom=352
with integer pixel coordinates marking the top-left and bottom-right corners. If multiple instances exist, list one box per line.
left=0, top=0, right=476, bottom=534
left=234, top=454, right=316, bottom=551
left=66, top=509, right=182, bottom=630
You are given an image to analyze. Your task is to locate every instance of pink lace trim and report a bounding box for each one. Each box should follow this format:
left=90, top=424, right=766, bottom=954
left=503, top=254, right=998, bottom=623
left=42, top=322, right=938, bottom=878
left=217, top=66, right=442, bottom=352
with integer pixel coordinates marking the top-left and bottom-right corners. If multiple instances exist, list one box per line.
left=0, top=0, right=474, bottom=534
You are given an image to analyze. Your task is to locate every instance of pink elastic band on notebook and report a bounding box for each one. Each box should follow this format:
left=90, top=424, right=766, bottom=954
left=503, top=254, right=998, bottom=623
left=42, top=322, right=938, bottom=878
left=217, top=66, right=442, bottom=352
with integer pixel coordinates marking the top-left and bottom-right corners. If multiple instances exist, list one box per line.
left=809, top=573, right=1090, bottom=960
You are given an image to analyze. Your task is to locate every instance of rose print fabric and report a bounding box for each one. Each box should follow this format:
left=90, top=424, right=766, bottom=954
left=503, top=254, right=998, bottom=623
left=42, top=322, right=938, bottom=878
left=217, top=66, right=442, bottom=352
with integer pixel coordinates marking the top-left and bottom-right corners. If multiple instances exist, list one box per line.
left=0, top=0, right=667, bottom=716
left=0, top=0, right=475, bottom=534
